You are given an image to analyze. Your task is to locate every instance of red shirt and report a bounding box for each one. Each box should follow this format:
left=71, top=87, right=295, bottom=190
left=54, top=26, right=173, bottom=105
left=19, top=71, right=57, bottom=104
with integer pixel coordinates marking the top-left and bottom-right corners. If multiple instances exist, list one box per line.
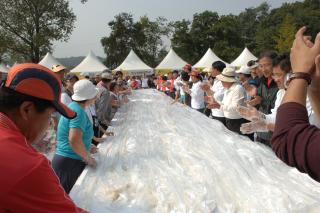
left=0, top=113, right=88, bottom=213
left=131, top=80, right=138, bottom=89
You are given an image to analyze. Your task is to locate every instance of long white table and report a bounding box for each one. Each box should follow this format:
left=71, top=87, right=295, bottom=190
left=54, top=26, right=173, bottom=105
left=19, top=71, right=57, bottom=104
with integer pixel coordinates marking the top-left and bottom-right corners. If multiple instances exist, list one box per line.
left=70, top=89, right=320, bottom=212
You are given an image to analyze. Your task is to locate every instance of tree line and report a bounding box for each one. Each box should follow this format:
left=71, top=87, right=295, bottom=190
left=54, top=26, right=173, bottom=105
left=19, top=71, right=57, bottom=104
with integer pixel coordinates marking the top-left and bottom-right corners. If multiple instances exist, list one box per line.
left=101, top=0, right=319, bottom=69
left=0, top=0, right=319, bottom=68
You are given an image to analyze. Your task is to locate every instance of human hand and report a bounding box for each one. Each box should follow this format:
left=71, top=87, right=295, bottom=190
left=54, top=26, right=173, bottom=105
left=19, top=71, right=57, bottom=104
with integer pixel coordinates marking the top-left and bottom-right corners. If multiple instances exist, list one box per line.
left=200, top=82, right=210, bottom=91
left=245, top=96, right=261, bottom=107
left=237, top=105, right=263, bottom=121
left=207, top=101, right=220, bottom=109
left=310, top=55, right=320, bottom=91
left=240, top=120, right=268, bottom=134
left=83, top=154, right=97, bottom=168
left=243, top=83, right=257, bottom=97
left=90, top=145, right=99, bottom=154
left=290, top=26, right=320, bottom=74
left=105, top=131, right=114, bottom=136
left=204, top=96, right=214, bottom=104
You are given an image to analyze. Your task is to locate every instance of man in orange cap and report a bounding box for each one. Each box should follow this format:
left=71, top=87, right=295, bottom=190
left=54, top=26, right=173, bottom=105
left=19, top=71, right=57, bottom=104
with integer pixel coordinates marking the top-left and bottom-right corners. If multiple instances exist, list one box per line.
left=52, top=64, right=68, bottom=80
left=0, top=64, right=87, bottom=212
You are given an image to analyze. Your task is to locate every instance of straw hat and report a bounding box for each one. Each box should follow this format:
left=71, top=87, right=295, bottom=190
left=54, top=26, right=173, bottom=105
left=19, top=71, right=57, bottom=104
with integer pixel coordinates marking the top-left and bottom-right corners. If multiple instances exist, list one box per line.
left=216, top=67, right=236, bottom=83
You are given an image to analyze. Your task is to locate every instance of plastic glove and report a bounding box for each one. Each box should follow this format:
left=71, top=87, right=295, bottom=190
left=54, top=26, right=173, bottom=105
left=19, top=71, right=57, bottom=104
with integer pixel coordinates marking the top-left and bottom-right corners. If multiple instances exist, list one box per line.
left=83, top=154, right=97, bottom=168
left=105, top=131, right=114, bottom=136
left=204, top=96, right=214, bottom=104
left=240, top=120, right=268, bottom=134
left=237, top=105, right=265, bottom=122
left=200, top=82, right=211, bottom=91
left=90, top=145, right=99, bottom=154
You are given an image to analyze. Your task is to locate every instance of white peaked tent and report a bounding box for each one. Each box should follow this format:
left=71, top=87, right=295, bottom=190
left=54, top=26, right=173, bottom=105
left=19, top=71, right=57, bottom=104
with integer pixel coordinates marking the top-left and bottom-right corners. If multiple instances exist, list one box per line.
left=193, top=48, right=227, bottom=68
left=39, top=53, right=64, bottom=69
left=156, top=48, right=188, bottom=70
left=114, top=50, right=153, bottom=75
left=231, top=47, right=257, bottom=67
left=0, top=63, right=9, bottom=73
left=71, top=51, right=108, bottom=75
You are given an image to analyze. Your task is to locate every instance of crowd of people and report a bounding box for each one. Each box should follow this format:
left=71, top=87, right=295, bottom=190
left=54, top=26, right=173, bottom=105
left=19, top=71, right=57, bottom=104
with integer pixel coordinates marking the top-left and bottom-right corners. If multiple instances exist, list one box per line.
left=0, top=26, right=320, bottom=212
left=154, top=49, right=320, bottom=148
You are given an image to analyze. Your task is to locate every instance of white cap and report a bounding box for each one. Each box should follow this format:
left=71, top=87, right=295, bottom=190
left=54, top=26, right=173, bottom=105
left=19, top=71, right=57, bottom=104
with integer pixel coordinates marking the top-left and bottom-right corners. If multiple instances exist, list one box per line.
left=236, top=66, right=251, bottom=75
left=72, top=79, right=99, bottom=101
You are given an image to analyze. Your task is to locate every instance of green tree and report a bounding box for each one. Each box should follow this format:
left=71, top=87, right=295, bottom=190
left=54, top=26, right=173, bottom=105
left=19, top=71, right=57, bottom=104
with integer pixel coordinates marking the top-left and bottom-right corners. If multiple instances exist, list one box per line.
left=134, top=16, right=170, bottom=67
left=101, top=13, right=170, bottom=69
left=169, top=19, right=193, bottom=63
left=274, top=15, right=296, bottom=54
left=211, top=14, right=243, bottom=62
left=255, top=0, right=320, bottom=54
left=237, top=2, right=270, bottom=54
left=0, top=0, right=76, bottom=62
left=101, top=13, right=136, bottom=69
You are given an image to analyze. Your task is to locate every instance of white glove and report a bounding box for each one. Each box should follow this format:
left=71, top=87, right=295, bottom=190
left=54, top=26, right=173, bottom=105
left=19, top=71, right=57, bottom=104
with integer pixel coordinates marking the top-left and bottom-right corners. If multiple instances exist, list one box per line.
left=83, top=154, right=97, bottom=168
left=237, top=105, right=265, bottom=122
left=240, top=120, right=268, bottom=134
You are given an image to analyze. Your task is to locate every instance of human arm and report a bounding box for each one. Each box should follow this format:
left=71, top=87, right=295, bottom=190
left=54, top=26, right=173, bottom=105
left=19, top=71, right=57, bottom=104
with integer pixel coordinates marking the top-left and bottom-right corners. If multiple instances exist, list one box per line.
left=220, top=86, right=245, bottom=113
left=271, top=27, right=320, bottom=182
left=4, top=159, right=88, bottom=213
left=307, top=55, right=320, bottom=120
left=68, top=128, right=95, bottom=166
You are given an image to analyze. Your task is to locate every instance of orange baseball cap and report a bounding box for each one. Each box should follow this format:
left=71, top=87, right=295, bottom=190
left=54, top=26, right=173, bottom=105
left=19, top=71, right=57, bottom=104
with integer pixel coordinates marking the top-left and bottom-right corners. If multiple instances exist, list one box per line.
left=4, top=63, right=76, bottom=119
left=190, top=69, right=200, bottom=77
left=52, top=64, right=67, bottom=73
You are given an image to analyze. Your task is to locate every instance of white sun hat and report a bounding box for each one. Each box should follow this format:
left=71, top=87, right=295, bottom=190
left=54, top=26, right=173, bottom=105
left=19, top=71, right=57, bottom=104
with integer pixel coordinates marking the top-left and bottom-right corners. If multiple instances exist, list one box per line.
left=236, top=65, right=251, bottom=75
left=72, top=79, right=99, bottom=101
left=216, top=67, right=237, bottom=83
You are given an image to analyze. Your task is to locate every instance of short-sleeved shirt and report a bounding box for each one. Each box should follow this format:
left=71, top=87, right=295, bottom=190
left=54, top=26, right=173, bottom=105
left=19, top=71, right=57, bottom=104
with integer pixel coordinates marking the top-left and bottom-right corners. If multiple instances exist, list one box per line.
left=56, top=102, right=93, bottom=160
left=0, top=113, right=87, bottom=212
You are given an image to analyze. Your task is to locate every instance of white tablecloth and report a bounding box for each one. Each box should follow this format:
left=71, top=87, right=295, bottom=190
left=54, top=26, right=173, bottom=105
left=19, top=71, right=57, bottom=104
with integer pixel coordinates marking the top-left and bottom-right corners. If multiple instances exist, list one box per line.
left=70, top=89, right=320, bottom=212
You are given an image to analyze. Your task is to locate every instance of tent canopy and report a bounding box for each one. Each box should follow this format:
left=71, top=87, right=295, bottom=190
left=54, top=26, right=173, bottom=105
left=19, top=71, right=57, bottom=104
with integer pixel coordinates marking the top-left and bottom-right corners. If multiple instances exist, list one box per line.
left=231, top=47, right=257, bottom=67
left=114, top=50, right=153, bottom=75
left=0, top=63, right=9, bottom=73
left=193, top=48, right=227, bottom=69
left=70, top=51, right=108, bottom=75
left=39, top=53, right=64, bottom=69
left=156, top=48, right=188, bottom=70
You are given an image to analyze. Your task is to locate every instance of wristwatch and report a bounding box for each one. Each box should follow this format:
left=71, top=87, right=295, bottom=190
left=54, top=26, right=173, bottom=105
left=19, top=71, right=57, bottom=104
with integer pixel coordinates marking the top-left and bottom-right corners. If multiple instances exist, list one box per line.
left=287, top=72, right=311, bottom=85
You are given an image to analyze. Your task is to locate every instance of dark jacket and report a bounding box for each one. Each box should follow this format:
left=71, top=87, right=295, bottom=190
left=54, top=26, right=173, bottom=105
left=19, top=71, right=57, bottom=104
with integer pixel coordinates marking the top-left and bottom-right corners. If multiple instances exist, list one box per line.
left=256, top=77, right=278, bottom=143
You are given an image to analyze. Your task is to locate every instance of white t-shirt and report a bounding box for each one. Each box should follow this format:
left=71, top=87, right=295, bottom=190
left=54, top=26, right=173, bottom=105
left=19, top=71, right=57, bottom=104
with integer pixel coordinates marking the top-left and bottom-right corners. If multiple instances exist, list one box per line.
left=210, top=79, right=225, bottom=118
left=190, top=81, right=205, bottom=109
left=219, top=83, right=245, bottom=119
left=142, top=78, right=149, bottom=88
left=174, top=77, right=186, bottom=96
left=265, top=89, right=285, bottom=124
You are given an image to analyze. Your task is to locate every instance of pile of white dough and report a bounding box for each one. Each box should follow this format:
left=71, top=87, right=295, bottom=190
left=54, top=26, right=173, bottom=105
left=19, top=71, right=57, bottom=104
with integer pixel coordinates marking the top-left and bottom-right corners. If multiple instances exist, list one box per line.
left=70, top=89, right=320, bottom=213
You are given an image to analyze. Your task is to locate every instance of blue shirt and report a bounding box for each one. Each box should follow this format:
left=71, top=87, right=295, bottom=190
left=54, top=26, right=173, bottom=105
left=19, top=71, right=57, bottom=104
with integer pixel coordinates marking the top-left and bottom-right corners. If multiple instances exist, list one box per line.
left=56, top=102, right=93, bottom=160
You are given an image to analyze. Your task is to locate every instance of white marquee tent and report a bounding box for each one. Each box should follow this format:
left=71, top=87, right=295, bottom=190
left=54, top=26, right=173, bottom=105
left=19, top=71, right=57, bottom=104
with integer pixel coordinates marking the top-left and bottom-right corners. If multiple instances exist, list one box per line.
left=193, top=48, right=227, bottom=69
left=70, top=51, right=108, bottom=75
left=39, top=53, right=64, bottom=69
left=156, top=48, right=188, bottom=70
left=231, top=47, right=257, bottom=67
left=114, top=50, right=153, bottom=75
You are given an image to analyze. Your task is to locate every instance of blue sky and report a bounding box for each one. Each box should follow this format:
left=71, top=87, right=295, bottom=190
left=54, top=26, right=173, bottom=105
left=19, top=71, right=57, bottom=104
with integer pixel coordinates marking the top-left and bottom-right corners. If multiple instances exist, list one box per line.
left=52, top=0, right=300, bottom=58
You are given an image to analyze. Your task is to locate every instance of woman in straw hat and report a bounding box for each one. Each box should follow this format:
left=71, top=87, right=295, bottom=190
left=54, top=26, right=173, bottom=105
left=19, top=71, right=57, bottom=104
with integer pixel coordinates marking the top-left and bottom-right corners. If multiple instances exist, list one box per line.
left=208, top=67, right=253, bottom=140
